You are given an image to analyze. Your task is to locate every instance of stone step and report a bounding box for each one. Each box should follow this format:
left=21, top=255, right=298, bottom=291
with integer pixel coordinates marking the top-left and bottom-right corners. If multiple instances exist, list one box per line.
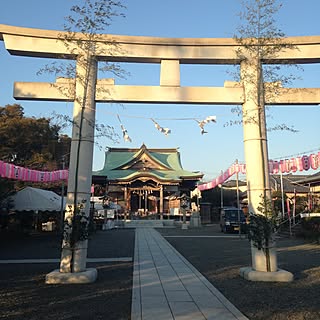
left=124, top=220, right=164, bottom=228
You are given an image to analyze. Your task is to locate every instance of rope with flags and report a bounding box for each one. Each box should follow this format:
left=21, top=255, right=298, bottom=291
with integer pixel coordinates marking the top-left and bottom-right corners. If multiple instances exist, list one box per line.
left=198, top=150, right=320, bottom=191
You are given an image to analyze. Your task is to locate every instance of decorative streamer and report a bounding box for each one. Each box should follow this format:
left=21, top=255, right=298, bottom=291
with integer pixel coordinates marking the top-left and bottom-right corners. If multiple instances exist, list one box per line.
left=197, top=151, right=320, bottom=191
left=117, top=114, right=132, bottom=143
left=1, top=150, right=319, bottom=186
left=151, top=119, right=171, bottom=136
left=0, top=160, right=68, bottom=182
left=195, top=115, right=217, bottom=135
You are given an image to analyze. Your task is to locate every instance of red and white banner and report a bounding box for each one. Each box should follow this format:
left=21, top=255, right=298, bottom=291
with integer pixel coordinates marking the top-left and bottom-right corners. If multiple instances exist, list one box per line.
left=0, top=160, right=68, bottom=182
left=197, top=163, right=246, bottom=191
left=269, top=152, right=320, bottom=174
left=198, top=151, right=320, bottom=191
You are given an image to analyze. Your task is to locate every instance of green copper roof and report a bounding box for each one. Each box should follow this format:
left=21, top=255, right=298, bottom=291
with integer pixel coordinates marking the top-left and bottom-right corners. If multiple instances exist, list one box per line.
left=92, top=145, right=203, bottom=182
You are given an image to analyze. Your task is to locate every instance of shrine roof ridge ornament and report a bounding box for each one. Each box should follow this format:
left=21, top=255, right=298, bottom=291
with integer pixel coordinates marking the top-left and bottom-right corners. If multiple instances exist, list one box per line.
left=1, top=24, right=320, bottom=63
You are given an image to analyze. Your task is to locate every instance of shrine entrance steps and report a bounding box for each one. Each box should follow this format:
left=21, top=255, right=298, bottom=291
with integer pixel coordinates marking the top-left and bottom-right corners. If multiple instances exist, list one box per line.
left=124, top=219, right=175, bottom=228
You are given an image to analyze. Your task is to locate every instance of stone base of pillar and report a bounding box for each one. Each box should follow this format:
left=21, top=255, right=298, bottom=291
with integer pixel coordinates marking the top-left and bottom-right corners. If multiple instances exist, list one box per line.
left=45, top=268, right=97, bottom=284
left=181, top=223, right=188, bottom=230
left=240, top=267, right=293, bottom=282
left=251, top=244, right=278, bottom=272
left=190, top=212, right=201, bottom=228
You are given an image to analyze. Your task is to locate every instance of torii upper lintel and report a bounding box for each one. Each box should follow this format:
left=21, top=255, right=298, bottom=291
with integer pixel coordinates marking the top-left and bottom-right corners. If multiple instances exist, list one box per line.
left=1, top=24, right=320, bottom=63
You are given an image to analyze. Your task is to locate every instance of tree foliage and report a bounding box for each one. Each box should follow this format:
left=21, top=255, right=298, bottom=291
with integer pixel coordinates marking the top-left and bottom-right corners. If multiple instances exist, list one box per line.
left=226, top=0, right=301, bottom=131
left=0, top=104, right=71, bottom=170
left=248, top=196, right=278, bottom=271
left=36, top=0, right=127, bottom=146
left=236, top=0, right=300, bottom=87
left=64, top=0, right=126, bottom=33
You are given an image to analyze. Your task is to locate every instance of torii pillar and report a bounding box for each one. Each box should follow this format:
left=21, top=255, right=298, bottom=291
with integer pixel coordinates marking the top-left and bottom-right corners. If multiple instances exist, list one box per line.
left=239, top=58, right=293, bottom=282
left=46, top=53, right=98, bottom=284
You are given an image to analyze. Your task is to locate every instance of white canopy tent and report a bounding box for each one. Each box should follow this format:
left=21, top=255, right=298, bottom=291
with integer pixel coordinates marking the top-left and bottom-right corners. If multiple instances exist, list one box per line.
left=10, top=187, right=65, bottom=212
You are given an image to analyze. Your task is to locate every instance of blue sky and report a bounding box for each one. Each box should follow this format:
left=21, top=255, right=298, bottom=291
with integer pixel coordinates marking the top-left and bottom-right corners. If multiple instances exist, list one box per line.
left=0, top=0, right=319, bottom=180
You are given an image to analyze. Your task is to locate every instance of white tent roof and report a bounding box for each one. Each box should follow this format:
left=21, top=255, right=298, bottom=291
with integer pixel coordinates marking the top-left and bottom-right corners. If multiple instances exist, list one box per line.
left=10, top=187, right=64, bottom=212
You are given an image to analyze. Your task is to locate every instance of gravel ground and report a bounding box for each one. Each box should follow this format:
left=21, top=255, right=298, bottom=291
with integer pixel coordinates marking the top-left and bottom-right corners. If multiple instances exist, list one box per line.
left=0, top=225, right=319, bottom=320
left=158, top=225, right=320, bottom=320
left=0, top=229, right=134, bottom=320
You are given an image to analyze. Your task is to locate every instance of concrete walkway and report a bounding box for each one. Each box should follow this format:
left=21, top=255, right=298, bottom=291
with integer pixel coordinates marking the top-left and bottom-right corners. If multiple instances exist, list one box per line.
left=131, top=228, right=248, bottom=320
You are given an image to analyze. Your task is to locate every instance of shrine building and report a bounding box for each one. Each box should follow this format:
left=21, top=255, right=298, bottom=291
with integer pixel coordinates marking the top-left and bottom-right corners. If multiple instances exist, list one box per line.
left=92, top=144, right=203, bottom=217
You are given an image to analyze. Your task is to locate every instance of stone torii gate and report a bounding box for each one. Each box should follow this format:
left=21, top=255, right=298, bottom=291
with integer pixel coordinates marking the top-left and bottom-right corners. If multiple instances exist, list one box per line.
left=1, top=24, right=320, bottom=283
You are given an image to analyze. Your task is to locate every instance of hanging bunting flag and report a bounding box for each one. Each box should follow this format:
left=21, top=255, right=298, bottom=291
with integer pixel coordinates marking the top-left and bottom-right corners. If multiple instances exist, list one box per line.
left=120, top=124, right=132, bottom=142
left=151, top=119, right=171, bottom=136
left=117, top=114, right=132, bottom=143
left=196, top=120, right=208, bottom=135
left=195, top=115, right=217, bottom=135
